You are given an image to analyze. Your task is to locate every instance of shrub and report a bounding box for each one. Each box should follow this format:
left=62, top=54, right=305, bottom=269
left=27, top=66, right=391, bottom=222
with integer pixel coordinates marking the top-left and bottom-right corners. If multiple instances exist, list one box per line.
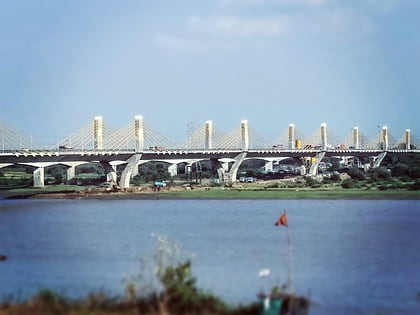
left=368, top=167, right=391, bottom=181
left=341, top=179, right=355, bottom=189
left=392, top=163, right=409, bottom=177
left=378, top=185, right=389, bottom=190
left=346, top=167, right=365, bottom=181
left=409, top=180, right=420, bottom=190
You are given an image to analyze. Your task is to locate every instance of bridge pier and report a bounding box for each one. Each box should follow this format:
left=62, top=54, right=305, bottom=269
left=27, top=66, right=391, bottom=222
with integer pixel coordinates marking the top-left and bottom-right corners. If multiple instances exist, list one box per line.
left=168, top=163, right=178, bottom=177
left=120, top=154, right=142, bottom=189
left=33, top=167, right=45, bottom=187
left=23, top=162, right=56, bottom=187
left=373, top=152, right=387, bottom=168
left=100, top=161, right=118, bottom=184
left=62, top=162, right=86, bottom=183
left=309, top=152, right=326, bottom=176
left=217, top=152, right=247, bottom=184
left=264, top=160, right=273, bottom=172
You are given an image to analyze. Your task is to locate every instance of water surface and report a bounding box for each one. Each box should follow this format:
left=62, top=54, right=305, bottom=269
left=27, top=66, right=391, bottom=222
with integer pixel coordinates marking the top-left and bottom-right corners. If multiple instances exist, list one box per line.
left=0, top=199, right=419, bottom=314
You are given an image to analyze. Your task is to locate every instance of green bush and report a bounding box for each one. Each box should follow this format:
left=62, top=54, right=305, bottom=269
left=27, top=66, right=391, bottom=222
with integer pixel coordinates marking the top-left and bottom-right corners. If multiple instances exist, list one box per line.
left=368, top=167, right=391, bottom=181
left=346, top=167, right=365, bottom=181
left=341, top=179, right=355, bottom=189
left=409, top=180, right=420, bottom=190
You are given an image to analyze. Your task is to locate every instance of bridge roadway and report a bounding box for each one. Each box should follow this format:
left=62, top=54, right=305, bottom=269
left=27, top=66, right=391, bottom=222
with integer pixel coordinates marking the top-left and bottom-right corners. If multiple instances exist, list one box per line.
left=1, top=148, right=419, bottom=164
left=1, top=149, right=419, bottom=188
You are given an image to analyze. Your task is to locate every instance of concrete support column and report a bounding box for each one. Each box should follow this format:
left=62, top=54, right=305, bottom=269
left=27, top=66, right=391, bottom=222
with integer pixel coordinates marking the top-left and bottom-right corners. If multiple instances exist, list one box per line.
left=405, top=129, right=411, bottom=150
left=94, top=116, right=103, bottom=150
left=63, top=162, right=85, bottom=182
left=321, top=123, right=327, bottom=150
left=205, top=120, right=213, bottom=150
left=216, top=159, right=231, bottom=184
left=288, top=124, right=295, bottom=150
left=168, top=163, right=178, bottom=177
left=373, top=151, right=387, bottom=168
left=100, top=161, right=117, bottom=184
left=264, top=160, right=273, bottom=172
left=227, top=152, right=247, bottom=183
left=241, top=120, right=249, bottom=151
left=134, top=115, right=144, bottom=152
left=67, top=166, right=76, bottom=182
left=353, top=127, right=360, bottom=149
left=120, top=154, right=142, bottom=189
left=382, top=126, right=389, bottom=150
left=309, top=152, right=326, bottom=176
left=33, top=167, right=45, bottom=188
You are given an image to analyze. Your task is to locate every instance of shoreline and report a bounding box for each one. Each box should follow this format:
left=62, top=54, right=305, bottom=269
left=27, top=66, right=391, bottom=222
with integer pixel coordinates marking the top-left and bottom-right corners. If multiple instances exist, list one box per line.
left=2, top=187, right=420, bottom=200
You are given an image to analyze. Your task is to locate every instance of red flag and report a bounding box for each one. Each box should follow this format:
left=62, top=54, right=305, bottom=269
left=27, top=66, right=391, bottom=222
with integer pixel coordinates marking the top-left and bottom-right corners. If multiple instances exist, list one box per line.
left=275, top=212, right=288, bottom=227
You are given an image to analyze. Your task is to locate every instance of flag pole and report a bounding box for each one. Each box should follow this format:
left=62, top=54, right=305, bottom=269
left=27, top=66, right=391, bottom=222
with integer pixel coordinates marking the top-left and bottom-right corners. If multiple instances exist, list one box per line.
left=275, top=210, right=294, bottom=293
left=285, top=215, right=294, bottom=294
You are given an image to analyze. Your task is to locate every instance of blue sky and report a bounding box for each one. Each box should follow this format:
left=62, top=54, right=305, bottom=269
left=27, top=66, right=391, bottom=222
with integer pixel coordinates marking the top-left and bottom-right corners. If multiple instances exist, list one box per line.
left=1, top=0, right=419, bottom=145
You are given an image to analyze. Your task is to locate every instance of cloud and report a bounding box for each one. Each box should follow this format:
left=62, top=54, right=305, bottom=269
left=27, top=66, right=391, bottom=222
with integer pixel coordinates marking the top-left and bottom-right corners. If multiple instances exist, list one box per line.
left=187, top=15, right=290, bottom=37
left=302, top=8, right=374, bottom=41
left=154, top=32, right=208, bottom=52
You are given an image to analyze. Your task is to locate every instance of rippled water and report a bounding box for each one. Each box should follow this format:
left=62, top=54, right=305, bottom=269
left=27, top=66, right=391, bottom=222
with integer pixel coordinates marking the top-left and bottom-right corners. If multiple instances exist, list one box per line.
left=0, top=199, right=419, bottom=314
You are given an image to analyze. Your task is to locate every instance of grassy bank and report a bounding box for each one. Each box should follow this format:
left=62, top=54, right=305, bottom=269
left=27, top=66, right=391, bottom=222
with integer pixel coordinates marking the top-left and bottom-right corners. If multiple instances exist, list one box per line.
left=2, top=185, right=420, bottom=200
left=152, top=187, right=420, bottom=200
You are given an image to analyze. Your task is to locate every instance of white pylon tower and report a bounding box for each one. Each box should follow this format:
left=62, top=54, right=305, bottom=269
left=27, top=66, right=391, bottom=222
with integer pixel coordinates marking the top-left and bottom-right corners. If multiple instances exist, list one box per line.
left=353, top=127, right=360, bottom=149
left=205, top=120, right=213, bottom=150
left=134, top=115, right=144, bottom=152
left=405, top=129, right=411, bottom=150
left=94, top=116, right=103, bottom=150
left=382, top=126, right=389, bottom=150
left=241, top=120, right=249, bottom=151
left=321, top=123, right=327, bottom=150
left=288, top=124, right=295, bottom=150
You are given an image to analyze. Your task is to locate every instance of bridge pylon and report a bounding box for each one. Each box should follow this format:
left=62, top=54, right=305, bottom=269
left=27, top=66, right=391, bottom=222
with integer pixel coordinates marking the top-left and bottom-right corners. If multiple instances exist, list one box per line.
left=241, top=120, right=249, bottom=151
left=321, top=123, right=327, bottom=150
left=288, top=124, right=295, bottom=150
left=405, top=129, right=411, bottom=150
left=353, top=127, right=360, bottom=149
left=382, top=126, right=389, bottom=150
left=94, top=116, right=103, bottom=150
left=134, top=115, right=144, bottom=152
left=205, top=120, right=213, bottom=150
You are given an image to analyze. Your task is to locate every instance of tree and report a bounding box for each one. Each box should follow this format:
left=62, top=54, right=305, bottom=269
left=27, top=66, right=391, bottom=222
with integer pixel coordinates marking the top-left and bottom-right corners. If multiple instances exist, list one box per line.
left=346, top=167, right=365, bottom=181
left=368, top=167, right=391, bottom=181
left=391, top=163, right=409, bottom=177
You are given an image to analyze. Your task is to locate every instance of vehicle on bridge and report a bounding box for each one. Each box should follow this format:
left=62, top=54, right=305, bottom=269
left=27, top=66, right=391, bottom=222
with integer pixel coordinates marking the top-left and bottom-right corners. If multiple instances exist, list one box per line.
left=149, top=146, right=165, bottom=151
left=59, top=145, right=74, bottom=150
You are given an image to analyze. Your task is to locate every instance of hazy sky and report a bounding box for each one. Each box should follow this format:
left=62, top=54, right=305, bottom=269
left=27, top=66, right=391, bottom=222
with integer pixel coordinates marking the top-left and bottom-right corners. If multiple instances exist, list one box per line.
left=1, top=0, right=419, bottom=145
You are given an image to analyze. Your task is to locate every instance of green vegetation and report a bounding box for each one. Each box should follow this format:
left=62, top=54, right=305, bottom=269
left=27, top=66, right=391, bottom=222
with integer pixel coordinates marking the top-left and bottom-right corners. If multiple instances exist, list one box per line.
left=1, top=152, right=419, bottom=199
left=0, top=236, right=262, bottom=315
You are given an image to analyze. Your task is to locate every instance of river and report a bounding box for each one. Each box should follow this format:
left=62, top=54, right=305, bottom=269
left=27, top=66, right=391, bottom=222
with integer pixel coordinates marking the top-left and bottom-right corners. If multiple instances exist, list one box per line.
left=0, top=199, right=419, bottom=314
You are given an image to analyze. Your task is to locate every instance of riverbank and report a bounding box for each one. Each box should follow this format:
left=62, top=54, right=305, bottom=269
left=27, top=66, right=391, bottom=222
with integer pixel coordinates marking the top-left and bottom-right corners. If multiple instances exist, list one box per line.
left=2, top=185, right=420, bottom=200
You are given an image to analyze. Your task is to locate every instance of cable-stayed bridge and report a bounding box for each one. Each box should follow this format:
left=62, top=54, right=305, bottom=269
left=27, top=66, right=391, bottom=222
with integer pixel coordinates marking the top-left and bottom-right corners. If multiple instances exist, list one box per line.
left=1, top=116, right=419, bottom=188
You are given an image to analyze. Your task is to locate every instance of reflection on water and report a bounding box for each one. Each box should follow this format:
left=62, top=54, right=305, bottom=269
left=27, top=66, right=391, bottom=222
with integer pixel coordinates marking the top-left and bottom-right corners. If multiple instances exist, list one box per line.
left=0, top=199, right=419, bottom=314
